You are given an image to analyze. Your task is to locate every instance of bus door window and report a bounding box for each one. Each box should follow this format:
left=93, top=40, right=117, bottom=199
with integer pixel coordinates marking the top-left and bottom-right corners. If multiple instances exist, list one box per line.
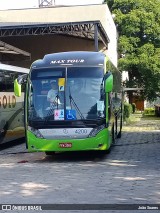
left=28, top=82, right=40, bottom=119
left=28, top=83, right=34, bottom=109
left=112, top=93, right=121, bottom=112
left=108, top=93, right=112, bottom=120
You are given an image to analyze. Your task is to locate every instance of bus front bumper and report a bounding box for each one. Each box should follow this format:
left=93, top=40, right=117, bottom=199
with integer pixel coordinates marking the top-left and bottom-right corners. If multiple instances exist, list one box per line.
left=27, top=129, right=111, bottom=152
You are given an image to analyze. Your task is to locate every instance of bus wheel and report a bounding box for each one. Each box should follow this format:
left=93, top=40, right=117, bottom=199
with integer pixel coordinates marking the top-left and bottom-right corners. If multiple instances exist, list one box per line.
left=45, top=151, right=55, bottom=156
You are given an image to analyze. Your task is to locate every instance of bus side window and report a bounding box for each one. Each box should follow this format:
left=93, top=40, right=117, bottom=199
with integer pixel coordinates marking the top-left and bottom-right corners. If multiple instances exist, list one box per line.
left=29, top=87, right=33, bottom=107
left=108, top=93, right=111, bottom=120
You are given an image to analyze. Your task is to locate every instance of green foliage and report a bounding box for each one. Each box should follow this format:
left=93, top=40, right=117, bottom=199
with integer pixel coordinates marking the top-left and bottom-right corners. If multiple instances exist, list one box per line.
left=123, top=102, right=132, bottom=120
left=105, top=0, right=160, bottom=101
left=143, top=108, right=155, bottom=115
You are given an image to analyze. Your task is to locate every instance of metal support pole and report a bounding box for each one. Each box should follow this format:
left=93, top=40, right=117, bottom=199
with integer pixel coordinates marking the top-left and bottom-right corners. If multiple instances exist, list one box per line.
left=94, top=23, right=99, bottom=52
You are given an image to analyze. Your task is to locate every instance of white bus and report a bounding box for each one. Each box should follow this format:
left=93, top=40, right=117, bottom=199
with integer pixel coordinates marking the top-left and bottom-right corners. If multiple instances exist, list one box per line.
left=0, top=63, right=29, bottom=144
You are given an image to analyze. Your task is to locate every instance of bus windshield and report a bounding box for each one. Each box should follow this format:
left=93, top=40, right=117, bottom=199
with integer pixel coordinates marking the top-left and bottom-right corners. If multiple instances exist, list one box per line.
left=29, top=66, right=104, bottom=122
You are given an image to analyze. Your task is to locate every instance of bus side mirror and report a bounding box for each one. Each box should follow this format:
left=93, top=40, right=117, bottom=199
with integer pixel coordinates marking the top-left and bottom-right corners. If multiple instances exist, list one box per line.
left=14, top=74, right=28, bottom=97
left=14, top=79, right=21, bottom=97
left=105, top=72, right=113, bottom=93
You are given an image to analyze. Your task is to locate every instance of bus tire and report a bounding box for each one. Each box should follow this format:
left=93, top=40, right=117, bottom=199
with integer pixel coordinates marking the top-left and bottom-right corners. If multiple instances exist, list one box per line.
left=106, top=146, right=111, bottom=154
left=45, top=151, right=55, bottom=156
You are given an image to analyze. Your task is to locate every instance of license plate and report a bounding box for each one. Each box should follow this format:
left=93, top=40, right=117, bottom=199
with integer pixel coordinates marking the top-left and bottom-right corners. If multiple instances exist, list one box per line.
left=59, top=143, right=72, bottom=148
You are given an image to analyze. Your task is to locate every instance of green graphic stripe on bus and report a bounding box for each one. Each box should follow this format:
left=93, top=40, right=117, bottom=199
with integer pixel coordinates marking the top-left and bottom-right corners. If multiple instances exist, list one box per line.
left=27, top=128, right=111, bottom=152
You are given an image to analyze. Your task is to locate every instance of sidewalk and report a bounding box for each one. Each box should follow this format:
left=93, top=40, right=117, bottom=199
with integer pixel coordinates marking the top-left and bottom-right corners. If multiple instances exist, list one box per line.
left=123, top=113, right=160, bottom=130
left=115, top=113, right=160, bottom=148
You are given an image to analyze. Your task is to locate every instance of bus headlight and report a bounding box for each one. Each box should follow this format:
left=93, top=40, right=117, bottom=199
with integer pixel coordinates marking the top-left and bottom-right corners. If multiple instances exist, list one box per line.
left=88, top=124, right=105, bottom=138
left=28, top=126, right=44, bottom=139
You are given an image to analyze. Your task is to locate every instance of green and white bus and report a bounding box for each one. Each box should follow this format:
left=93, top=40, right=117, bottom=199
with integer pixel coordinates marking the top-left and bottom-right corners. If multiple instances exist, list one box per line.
left=14, top=51, right=122, bottom=154
left=0, top=63, right=29, bottom=144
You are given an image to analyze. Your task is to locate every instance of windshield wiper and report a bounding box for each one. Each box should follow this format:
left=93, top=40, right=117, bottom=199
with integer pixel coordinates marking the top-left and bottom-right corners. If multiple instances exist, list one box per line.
left=69, top=87, right=85, bottom=120
left=55, top=91, right=62, bottom=110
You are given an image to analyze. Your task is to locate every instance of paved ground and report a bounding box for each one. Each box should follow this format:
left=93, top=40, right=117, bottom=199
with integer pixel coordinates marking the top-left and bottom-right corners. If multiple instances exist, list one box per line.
left=0, top=114, right=160, bottom=212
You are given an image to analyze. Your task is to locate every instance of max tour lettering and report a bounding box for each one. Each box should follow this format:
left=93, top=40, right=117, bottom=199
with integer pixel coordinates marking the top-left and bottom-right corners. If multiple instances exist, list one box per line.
left=50, top=59, right=85, bottom=64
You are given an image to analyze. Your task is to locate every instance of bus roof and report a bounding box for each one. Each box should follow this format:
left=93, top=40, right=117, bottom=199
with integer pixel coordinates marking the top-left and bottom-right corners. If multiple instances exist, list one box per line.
left=31, top=51, right=105, bottom=69
left=0, top=63, right=29, bottom=73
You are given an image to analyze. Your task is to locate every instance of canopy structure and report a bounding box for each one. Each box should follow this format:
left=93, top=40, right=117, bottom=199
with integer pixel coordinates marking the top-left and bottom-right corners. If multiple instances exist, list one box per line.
left=0, top=21, right=109, bottom=52
left=0, top=4, right=117, bottom=66
left=0, top=40, right=31, bottom=62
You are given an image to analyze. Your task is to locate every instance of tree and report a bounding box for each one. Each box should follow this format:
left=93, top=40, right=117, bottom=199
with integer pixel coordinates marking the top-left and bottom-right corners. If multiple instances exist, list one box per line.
left=105, top=0, right=160, bottom=101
